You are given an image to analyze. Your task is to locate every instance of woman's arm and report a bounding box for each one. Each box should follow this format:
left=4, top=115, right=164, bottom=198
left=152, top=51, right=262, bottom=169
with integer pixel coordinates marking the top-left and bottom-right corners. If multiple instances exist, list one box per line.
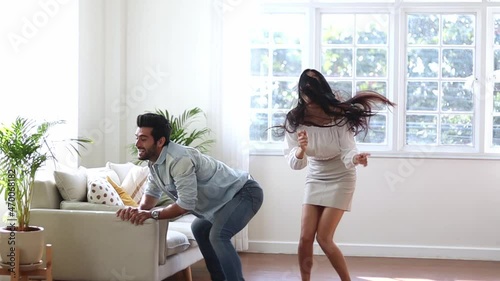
left=284, top=130, right=308, bottom=170
left=338, top=125, right=359, bottom=169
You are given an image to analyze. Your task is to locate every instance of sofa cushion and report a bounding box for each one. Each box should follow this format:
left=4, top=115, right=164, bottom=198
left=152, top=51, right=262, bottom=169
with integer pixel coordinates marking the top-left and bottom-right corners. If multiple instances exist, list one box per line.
left=54, top=167, right=87, bottom=201
left=169, top=214, right=197, bottom=240
left=166, top=230, right=190, bottom=257
left=106, top=162, right=136, bottom=183
left=87, top=177, right=124, bottom=206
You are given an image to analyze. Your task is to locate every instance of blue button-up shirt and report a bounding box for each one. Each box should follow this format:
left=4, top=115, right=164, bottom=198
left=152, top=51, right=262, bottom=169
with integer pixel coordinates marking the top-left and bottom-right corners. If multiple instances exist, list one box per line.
left=144, top=142, right=249, bottom=222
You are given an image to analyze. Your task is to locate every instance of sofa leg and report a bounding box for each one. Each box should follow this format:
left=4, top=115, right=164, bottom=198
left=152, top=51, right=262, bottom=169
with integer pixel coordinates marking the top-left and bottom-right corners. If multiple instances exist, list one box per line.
left=182, top=266, right=192, bottom=281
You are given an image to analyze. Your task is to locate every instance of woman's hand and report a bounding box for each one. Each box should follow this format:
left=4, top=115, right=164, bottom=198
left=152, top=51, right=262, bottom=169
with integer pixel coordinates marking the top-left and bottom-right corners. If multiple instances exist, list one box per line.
left=297, top=130, right=308, bottom=150
left=354, top=152, right=371, bottom=167
left=295, top=130, right=308, bottom=159
left=116, top=206, right=152, bottom=225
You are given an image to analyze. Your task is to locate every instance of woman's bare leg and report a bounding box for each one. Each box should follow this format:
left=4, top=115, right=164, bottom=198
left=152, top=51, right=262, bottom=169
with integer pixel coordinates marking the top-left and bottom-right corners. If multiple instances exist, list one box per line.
left=316, top=207, right=351, bottom=281
left=298, top=204, right=322, bottom=281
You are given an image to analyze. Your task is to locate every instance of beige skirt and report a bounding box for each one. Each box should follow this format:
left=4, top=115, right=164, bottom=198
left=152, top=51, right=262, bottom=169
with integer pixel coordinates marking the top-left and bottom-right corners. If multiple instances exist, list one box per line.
left=304, top=157, right=356, bottom=211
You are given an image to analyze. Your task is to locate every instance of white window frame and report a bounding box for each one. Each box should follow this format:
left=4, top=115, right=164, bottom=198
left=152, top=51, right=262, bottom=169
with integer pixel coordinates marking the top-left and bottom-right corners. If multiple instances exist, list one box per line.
left=485, top=6, right=500, bottom=155
left=249, top=0, right=500, bottom=160
left=398, top=6, right=483, bottom=156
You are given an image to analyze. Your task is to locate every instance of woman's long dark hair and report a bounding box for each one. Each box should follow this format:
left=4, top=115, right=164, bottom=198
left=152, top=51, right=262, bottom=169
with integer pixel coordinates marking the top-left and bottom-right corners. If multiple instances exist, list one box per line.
left=277, top=69, right=396, bottom=136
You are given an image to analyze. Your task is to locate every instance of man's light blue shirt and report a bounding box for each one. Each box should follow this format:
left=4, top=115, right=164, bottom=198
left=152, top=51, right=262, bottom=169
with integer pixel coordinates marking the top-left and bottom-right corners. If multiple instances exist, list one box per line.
left=144, top=142, right=249, bottom=222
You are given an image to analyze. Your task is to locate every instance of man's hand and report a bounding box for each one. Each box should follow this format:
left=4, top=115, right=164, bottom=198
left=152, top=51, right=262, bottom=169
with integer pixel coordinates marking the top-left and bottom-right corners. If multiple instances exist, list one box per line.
left=116, top=206, right=152, bottom=225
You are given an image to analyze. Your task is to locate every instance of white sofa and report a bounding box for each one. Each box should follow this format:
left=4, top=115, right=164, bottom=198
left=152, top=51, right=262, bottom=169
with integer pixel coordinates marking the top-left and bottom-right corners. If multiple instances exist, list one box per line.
left=29, top=167, right=204, bottom=281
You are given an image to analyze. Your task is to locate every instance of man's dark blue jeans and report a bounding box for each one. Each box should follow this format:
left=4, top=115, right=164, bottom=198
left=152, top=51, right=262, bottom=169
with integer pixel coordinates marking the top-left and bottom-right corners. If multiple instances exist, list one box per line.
left=191, top=179, right=264, bottom=281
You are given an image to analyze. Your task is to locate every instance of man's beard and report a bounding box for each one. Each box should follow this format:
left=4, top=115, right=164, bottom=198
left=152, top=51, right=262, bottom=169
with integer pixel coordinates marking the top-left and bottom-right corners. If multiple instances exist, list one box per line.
left=137, top=147, right=155, bottom=160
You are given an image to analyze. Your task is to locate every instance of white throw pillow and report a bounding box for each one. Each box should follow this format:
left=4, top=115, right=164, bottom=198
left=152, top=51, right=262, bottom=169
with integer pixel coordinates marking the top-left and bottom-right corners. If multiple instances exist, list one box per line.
left=121, top=165, right=149, bottom=203
left=166, top=230, right=190, bottom=257
left=106, top=162, right=136, bottom=183
left=87, top=177, right=124, bottom=206
left=53, top=166, right=87, bottom=201
left=86, top=166, right=121, bottom=185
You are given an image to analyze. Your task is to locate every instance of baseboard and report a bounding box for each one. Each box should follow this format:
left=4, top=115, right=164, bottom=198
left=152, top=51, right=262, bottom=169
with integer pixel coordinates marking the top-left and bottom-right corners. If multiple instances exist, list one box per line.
left=246, top=241, right=500, bottom=261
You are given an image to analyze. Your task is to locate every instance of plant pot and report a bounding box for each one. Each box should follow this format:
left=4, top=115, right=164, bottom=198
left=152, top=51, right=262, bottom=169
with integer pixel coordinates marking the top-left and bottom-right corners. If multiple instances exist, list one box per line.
left=0, top=226, right=44, bottom=266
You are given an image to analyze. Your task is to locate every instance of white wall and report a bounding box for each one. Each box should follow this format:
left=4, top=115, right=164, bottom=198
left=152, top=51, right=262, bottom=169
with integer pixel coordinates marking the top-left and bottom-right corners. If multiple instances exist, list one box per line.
left=79, top=0, right=212, bottom=167
left=248, top=155, right=500, bottom=260
left=78, top=0, right=500, bottom=261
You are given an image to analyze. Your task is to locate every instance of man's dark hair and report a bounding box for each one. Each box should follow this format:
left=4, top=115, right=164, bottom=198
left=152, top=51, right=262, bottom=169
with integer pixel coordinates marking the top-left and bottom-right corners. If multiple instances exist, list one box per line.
left=136, top=113, right=171, bottom=146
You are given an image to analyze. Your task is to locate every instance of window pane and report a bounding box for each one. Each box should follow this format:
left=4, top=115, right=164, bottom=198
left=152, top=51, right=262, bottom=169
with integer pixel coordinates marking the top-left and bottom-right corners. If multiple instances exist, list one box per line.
left=251, top=49, right=269, bottom=76
left=249, top=13, right=304, bottom=146
left=442, top=15, right=475, bottom=45
left=494, top=50, right=500, bottom=71
left=493, top=116, right=500, bottom=146
left=493, top=16, right=500, bottom=149
left=442, top=82, right=473, bottom=111
left=356, top=115, right=387, bottom=144
left=272, top=81, right=297, bottom=109
left=440, top=114, right=473, bottom=145
left=494, top=15, right=500, bottom=46
left=272, top=15, right=304, bottom=45
left=356, top=14, right=388, bottom=45
left=357, top=81, right=387, bottom=110
left=329, top=81, right=353, bottom=101
left=408, top=14, right=439, bottom=45
left=272, top=112, right=287, bottom=141
left=406, top=12, right=476, bottom=149
left=357, top=81, right=386, bottom=95
left=250, top=22, right=270, bottom=44
left=322, top=14, right=354, bottom=44
left=322, top=48, right=353, bottom=77
left=250, top=80, right=269, bottom=109
left=250, top=113, right=269, bottom=141
left=273, top=49, right=302, bottom=76
left=321, top=12, right=390, bottom=146
left=494, top=83, right=500, bottom=113
left=442, top=49, right=473, bottom=78
left=407, top=82, right=438, bottom=111
left=406, top=115, right=438, bottom=145
left=408, top=48, right=439, bottom=77
left=356, top=48, right=387, bottom=77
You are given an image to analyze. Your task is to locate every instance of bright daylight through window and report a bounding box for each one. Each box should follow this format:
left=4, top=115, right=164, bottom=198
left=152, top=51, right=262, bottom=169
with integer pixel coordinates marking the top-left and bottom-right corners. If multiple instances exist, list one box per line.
left=248, top=0, right=500, bottom=157
left=0, top=0, right=79, bottom=165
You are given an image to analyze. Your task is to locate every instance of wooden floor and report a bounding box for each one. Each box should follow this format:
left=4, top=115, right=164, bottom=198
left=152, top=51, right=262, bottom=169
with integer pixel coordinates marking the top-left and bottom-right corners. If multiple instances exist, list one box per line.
left=166, top=252, right=500, bottom=281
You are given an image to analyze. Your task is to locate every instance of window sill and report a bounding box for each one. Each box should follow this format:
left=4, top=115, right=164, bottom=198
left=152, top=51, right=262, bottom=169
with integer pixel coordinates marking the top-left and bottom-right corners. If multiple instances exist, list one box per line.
left=250, top=149, right=500, bottom=160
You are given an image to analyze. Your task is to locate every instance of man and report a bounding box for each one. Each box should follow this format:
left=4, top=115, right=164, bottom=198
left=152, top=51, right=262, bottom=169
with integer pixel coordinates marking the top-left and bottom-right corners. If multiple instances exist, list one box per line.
left=117, top=113, right=263, bottom=281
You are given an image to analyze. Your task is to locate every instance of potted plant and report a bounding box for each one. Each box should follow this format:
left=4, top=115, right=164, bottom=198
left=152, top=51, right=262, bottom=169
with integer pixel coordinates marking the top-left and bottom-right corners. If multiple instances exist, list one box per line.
left=0, top=117, right=91, bottom=268
left=129, top=107, right=215, bottom=162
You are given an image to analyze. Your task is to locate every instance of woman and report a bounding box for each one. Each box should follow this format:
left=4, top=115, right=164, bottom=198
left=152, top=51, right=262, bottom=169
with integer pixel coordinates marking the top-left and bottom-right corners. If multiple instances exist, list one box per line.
left=280, top=69, right=395, bottom=281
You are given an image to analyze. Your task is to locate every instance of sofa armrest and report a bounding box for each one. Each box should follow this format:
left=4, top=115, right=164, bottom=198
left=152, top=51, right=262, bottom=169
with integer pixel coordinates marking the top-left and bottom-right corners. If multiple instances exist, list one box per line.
left=30, top=209, right=169, bottom=281
left=31, top=171, right=62, bottom=209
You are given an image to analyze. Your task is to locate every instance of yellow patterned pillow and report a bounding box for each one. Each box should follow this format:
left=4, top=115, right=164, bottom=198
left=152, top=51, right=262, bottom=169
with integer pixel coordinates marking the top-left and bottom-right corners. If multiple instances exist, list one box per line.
left=106, top=176, right=139, bottom=207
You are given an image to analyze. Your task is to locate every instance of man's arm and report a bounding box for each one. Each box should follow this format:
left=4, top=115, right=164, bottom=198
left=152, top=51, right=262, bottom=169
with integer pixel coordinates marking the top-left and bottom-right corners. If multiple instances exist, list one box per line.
left=119, top=194, right=189, bottom=225
left=154, top=203, right=188, bottom=220
left=138, top=194, right=160, bottom=211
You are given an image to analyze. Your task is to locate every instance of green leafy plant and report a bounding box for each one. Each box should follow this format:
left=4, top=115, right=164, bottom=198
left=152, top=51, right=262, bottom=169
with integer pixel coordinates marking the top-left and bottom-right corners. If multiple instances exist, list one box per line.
left=0, top=117, right=92, bottom=231
left=130, top=107, right=215, bottom=161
